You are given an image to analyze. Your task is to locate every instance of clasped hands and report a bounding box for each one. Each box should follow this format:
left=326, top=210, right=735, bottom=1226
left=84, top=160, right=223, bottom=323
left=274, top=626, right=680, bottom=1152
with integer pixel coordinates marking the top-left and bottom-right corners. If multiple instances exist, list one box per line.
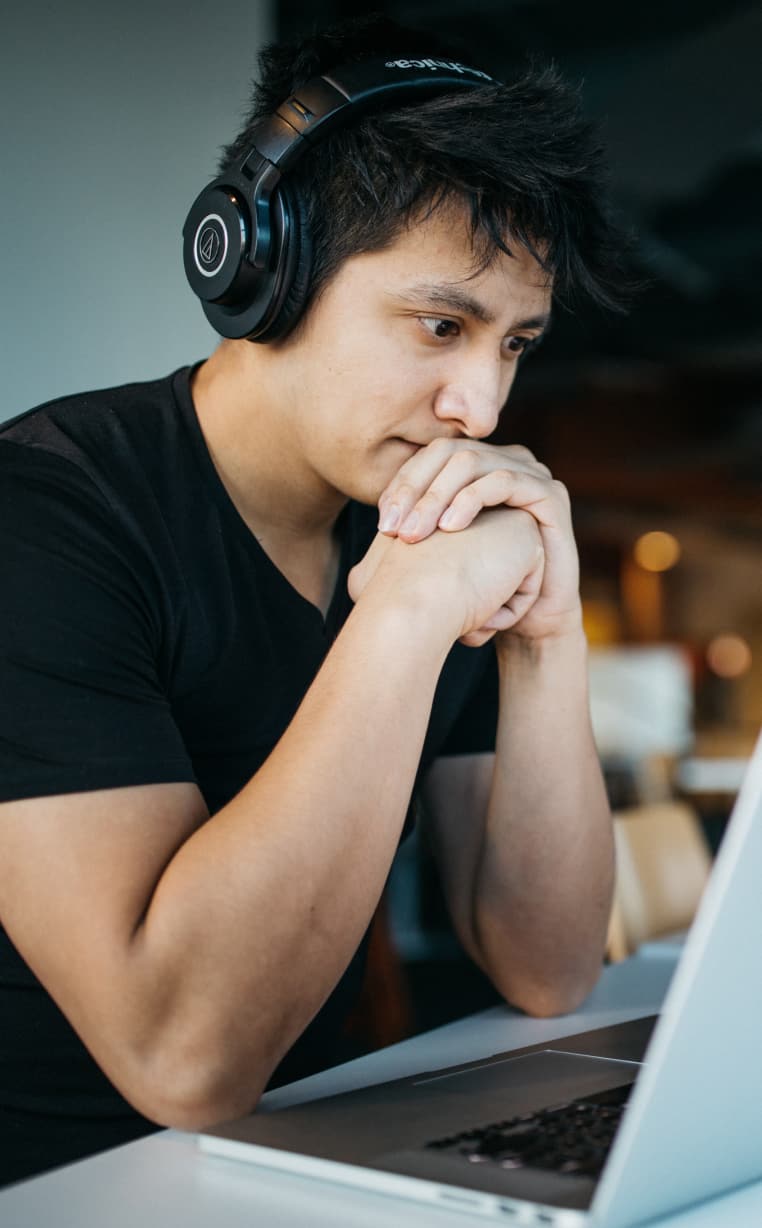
left=349, top=438, right=583, bottom=648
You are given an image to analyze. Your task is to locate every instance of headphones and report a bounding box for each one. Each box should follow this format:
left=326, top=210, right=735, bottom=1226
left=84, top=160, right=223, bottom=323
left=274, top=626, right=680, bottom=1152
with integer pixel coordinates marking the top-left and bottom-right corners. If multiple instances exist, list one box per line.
left=182, top=56, right=493, bottom=343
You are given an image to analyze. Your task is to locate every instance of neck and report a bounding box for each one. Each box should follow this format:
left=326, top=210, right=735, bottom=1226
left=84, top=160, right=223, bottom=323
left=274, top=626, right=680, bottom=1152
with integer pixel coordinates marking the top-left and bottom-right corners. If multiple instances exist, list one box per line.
left=191, top=342, right=348, bottom=617
left=191, top=340, right=347, bottom=544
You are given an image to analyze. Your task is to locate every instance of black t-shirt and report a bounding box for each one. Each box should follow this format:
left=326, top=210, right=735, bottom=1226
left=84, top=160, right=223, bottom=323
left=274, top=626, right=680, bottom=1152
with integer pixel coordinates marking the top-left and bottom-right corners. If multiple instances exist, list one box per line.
left=0, top=366, right=498, bottom=1186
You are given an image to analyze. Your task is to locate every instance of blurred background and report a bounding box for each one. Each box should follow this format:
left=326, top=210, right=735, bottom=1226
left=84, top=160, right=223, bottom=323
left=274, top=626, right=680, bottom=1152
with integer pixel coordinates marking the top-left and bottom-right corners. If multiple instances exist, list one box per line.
left=2, top=1, right=760, bottom=1046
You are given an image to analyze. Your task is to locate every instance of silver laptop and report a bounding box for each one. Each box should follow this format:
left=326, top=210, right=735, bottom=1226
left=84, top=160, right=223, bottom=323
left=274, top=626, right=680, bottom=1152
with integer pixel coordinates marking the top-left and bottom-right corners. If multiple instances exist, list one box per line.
left=200, top=731, right=762, bottom=1227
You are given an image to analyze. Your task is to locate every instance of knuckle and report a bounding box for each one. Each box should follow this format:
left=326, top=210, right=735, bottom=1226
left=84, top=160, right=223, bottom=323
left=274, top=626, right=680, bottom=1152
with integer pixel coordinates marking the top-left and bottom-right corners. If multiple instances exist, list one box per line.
left=505, top=443, right=536, bottom=462
left=427, top=436, right=453, bottom=459
left=393, top=481, right=417, bottom=504
left=495, top=467, right=519, bottom=490
left=451, top=448, right=483, bottom=477
left=451, top=486, right=477, bottom=512
left=504, top=445, right=553, bottom=479
left=458, top=445, right=482, bottom=461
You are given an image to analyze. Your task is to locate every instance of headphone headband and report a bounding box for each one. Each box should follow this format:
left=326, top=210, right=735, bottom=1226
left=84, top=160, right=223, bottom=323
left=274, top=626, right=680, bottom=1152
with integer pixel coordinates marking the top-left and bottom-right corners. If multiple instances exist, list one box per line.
left=263, top=58, right=494, bottom=166
left=183, top=56, right=494, bottom=342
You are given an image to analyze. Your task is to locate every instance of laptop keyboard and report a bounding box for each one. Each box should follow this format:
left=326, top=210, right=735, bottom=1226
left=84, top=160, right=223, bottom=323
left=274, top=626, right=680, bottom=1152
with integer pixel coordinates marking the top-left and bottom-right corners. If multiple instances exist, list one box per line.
left=425, top=1082, right=633, bottom=1179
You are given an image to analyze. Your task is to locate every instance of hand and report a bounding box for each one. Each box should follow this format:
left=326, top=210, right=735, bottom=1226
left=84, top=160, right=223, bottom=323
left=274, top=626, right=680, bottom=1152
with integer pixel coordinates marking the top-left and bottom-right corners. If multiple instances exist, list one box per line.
left=377, top=439, right=582, bottom=640
left=349, top=507, right=545, bottom=648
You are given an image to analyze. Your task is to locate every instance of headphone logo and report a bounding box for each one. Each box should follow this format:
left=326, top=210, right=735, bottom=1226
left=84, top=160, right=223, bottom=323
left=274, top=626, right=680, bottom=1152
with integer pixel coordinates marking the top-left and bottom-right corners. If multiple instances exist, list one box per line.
left=193, top=213, right=228, bottom=277
left=199, top=227, right=220, bottom=265
left=383, top=58, right=493, bottom=81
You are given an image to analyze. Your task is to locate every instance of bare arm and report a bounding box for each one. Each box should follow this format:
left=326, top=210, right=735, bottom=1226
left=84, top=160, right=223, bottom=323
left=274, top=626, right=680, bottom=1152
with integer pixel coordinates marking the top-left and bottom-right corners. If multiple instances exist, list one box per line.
left=381, top=437, right=614, bottom=1017
left=0, top=508, right=541, bottom=1130
left=423, top=628, right=614, bottom=1020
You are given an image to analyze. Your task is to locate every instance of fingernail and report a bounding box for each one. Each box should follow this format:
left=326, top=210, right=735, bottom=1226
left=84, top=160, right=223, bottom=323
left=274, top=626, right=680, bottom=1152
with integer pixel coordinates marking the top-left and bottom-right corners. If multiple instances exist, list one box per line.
left=438, top=508, right=455, bottom=529
left=378, top=504, right=401, bottom=533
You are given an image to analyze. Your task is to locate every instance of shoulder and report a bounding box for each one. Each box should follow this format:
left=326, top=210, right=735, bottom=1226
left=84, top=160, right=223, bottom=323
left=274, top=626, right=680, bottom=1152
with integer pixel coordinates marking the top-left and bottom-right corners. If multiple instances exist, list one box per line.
left=0, top=366, right=208, bottom=555
left=0, top=366, right=196, bottom=485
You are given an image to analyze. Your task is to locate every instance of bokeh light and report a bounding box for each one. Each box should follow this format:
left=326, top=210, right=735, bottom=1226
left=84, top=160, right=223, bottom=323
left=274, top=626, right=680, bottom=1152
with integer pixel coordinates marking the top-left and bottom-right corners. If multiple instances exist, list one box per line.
left=633, top=531, right=681, bottom=572
left=706, top=634, right=753, bottom=679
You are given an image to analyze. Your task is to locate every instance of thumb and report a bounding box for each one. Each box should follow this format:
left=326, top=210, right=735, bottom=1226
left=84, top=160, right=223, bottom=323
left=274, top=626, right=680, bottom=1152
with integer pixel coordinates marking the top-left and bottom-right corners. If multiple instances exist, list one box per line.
left=348, top=531, right=394, bottom=603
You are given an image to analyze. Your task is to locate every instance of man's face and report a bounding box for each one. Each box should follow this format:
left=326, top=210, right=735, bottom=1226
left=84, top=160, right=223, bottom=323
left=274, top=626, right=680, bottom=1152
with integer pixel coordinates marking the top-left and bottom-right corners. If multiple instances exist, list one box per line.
left=279, top=206, right=553, bottom=507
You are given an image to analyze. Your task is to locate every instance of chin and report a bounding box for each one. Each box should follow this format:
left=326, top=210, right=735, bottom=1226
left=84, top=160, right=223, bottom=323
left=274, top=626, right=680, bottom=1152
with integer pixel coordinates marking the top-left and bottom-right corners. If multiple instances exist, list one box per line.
left=337, top=441, right=414, bottom=507
left=350, top=483, right=384, bottom=509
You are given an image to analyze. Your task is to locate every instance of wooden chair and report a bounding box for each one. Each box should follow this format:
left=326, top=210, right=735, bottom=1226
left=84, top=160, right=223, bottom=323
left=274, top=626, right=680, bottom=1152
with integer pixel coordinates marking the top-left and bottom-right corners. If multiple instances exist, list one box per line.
left=342, top=890, right=414, bottom=1050
left=606, top=801, right=712, bottom=962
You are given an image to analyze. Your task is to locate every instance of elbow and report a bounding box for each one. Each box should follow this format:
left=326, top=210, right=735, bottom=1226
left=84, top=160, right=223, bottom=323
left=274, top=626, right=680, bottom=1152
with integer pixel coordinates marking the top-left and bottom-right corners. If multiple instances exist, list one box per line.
left=149, top=1084, right=266, bottom=1133
left=501, top=964, right=604, bottom=1019
left=472, top=914, right=606, bottom=1020
left=114, top=1041, right=270, bottom=1132
left=507, top=982, right=591, bottom=1020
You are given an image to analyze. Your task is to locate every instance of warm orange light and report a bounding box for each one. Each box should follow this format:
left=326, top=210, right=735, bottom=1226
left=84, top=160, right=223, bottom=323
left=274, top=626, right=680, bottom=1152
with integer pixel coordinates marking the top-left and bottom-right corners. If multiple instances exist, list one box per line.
left=581, top=599, right=622, bottom=646
left=706, top=634, right=753, bottom=679
left=633, top=531, right=681, bottom=572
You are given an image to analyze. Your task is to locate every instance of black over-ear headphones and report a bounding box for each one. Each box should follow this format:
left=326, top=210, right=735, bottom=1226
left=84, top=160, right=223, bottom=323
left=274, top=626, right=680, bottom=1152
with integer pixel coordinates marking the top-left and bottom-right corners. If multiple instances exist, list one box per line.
left=182, top=57, right=493, bottom=343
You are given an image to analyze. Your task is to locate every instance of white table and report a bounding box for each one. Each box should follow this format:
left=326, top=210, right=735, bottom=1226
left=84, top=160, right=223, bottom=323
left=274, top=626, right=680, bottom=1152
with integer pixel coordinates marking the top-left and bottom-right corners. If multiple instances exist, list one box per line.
left=3, top=954, right=761, bottom=1227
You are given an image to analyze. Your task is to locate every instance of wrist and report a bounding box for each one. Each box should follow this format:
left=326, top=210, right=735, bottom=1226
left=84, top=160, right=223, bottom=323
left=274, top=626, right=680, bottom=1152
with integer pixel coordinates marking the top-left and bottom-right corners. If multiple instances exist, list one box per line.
left=353, top=539, right=465, bottom=645
left=495, top=620, right=588, bottom=673
left=352, top=566, right=462, bottom=655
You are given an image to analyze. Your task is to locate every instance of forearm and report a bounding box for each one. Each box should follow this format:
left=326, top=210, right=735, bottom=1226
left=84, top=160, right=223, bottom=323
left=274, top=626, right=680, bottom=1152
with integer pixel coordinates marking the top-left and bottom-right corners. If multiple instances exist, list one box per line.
left=473, top=626, right=614, bottom=1016
left=124, top=590, right=453, bottom=1126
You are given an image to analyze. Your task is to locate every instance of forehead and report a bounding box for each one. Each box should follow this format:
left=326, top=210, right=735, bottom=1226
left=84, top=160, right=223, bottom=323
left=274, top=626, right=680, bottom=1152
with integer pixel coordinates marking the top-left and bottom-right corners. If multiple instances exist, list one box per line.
left=343, top=206, right=553, bottom=321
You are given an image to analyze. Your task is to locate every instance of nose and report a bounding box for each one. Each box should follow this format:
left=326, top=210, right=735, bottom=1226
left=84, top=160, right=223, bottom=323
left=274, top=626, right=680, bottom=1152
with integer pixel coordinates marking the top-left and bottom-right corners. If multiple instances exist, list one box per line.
left=432, top=355, right=513, bottom=439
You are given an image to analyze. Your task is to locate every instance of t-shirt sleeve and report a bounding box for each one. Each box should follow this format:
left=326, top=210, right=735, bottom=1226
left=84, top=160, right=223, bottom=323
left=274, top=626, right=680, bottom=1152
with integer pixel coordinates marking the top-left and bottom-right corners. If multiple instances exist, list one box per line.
left=0, top=445, right=195, bottom=801
left=436, top=641, right=499, bottom=757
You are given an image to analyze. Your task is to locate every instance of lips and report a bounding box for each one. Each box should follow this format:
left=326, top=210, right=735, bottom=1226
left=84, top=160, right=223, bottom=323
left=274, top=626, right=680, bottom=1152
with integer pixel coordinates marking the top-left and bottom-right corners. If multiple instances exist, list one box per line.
left=395, top=433, right=462, bottom=449
left=396, top=438, right=434, bottom=450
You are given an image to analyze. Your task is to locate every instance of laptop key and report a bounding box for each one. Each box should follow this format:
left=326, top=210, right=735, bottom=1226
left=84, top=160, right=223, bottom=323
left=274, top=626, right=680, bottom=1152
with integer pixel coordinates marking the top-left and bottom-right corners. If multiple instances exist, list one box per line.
left=425, top=1082, right=633, bottom=1178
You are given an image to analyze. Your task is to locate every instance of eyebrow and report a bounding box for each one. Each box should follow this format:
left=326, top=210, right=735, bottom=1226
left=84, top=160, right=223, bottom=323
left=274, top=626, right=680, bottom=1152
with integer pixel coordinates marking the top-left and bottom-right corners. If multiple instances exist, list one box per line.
left=395, top=282, right=552, bottom=333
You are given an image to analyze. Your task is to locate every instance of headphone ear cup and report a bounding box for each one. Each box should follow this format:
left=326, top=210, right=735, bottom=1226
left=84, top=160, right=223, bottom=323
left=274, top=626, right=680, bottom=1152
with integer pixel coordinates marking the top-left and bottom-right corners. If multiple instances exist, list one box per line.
left=256, top=182, right=313, bottom=343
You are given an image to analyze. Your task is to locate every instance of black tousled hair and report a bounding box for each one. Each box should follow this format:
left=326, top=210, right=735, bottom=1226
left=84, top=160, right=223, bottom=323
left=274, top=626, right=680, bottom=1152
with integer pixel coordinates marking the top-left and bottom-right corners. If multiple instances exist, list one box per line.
left=218, top=16, right=631, bottom=331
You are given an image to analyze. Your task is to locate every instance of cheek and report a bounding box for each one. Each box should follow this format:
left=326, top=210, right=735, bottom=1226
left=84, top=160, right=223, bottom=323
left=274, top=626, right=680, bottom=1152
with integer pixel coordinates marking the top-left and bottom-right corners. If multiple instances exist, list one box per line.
left=300, top=339, right=434, bottom=457
left=500, top=363, right=521, bottom=404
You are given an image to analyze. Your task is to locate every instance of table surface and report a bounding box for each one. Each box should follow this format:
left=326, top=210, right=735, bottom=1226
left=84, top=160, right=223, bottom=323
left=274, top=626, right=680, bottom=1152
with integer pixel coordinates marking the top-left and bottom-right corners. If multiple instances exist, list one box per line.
left=3, top=953, right=761, bottom=1228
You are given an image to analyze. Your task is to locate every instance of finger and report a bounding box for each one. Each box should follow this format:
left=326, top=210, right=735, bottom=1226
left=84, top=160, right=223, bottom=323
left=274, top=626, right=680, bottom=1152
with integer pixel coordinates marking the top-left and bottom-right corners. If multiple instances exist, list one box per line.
left=460, top=548, right=544, bottom=640
left=437, top=470, right=567, bottom=533
left=459, top=628, right=499, bottom=648
left=461, top=596, right=533, bottom=644
left=347, top=531, right=395, bottom=601
left=379, top=440, right=554, bottom=536
left=378, top=438, right=461, bottom=533
left=396, top=451, right=555, bottom=541
left=394, top=449, right=487, bottom=541
left=500, top=443, right=553, bottom=479
left=482, top=596, right=534, bottom=630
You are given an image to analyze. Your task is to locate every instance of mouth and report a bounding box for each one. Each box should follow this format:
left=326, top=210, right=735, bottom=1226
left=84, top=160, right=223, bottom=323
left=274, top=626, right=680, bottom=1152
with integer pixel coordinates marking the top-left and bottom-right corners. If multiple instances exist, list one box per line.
left=393, top=434, right=462, bottom=450
left=385, top=439, right=418, bottom=458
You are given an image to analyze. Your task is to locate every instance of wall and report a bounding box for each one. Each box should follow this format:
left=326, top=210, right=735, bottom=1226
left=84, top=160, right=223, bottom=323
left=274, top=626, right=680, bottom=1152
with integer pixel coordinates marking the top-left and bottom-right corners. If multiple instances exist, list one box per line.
left=1, top=0, right=274, bottom=418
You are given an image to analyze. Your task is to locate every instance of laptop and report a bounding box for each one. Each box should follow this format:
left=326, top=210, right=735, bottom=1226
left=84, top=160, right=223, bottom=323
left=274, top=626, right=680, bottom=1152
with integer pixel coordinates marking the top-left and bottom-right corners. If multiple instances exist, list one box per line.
left=200, top=731, right=762, bottom=1227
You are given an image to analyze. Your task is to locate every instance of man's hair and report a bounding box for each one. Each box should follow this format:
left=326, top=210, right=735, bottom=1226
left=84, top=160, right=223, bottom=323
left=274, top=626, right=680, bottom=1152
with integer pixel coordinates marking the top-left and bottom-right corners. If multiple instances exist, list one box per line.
left=218, top=16, right=629, bottom=332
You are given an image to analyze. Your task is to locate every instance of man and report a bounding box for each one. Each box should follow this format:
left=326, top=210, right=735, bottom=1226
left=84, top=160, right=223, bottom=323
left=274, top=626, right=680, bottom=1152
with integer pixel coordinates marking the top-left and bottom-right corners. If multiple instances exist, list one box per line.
left=0, top=18, right=621, bottom=1186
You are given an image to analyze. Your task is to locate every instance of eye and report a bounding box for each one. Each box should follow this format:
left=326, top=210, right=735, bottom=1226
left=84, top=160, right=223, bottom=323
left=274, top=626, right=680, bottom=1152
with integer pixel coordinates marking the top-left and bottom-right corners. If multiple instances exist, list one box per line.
left=504, top=334, right=534, bottom=354
left=419, top=317, right=460, bottom=339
